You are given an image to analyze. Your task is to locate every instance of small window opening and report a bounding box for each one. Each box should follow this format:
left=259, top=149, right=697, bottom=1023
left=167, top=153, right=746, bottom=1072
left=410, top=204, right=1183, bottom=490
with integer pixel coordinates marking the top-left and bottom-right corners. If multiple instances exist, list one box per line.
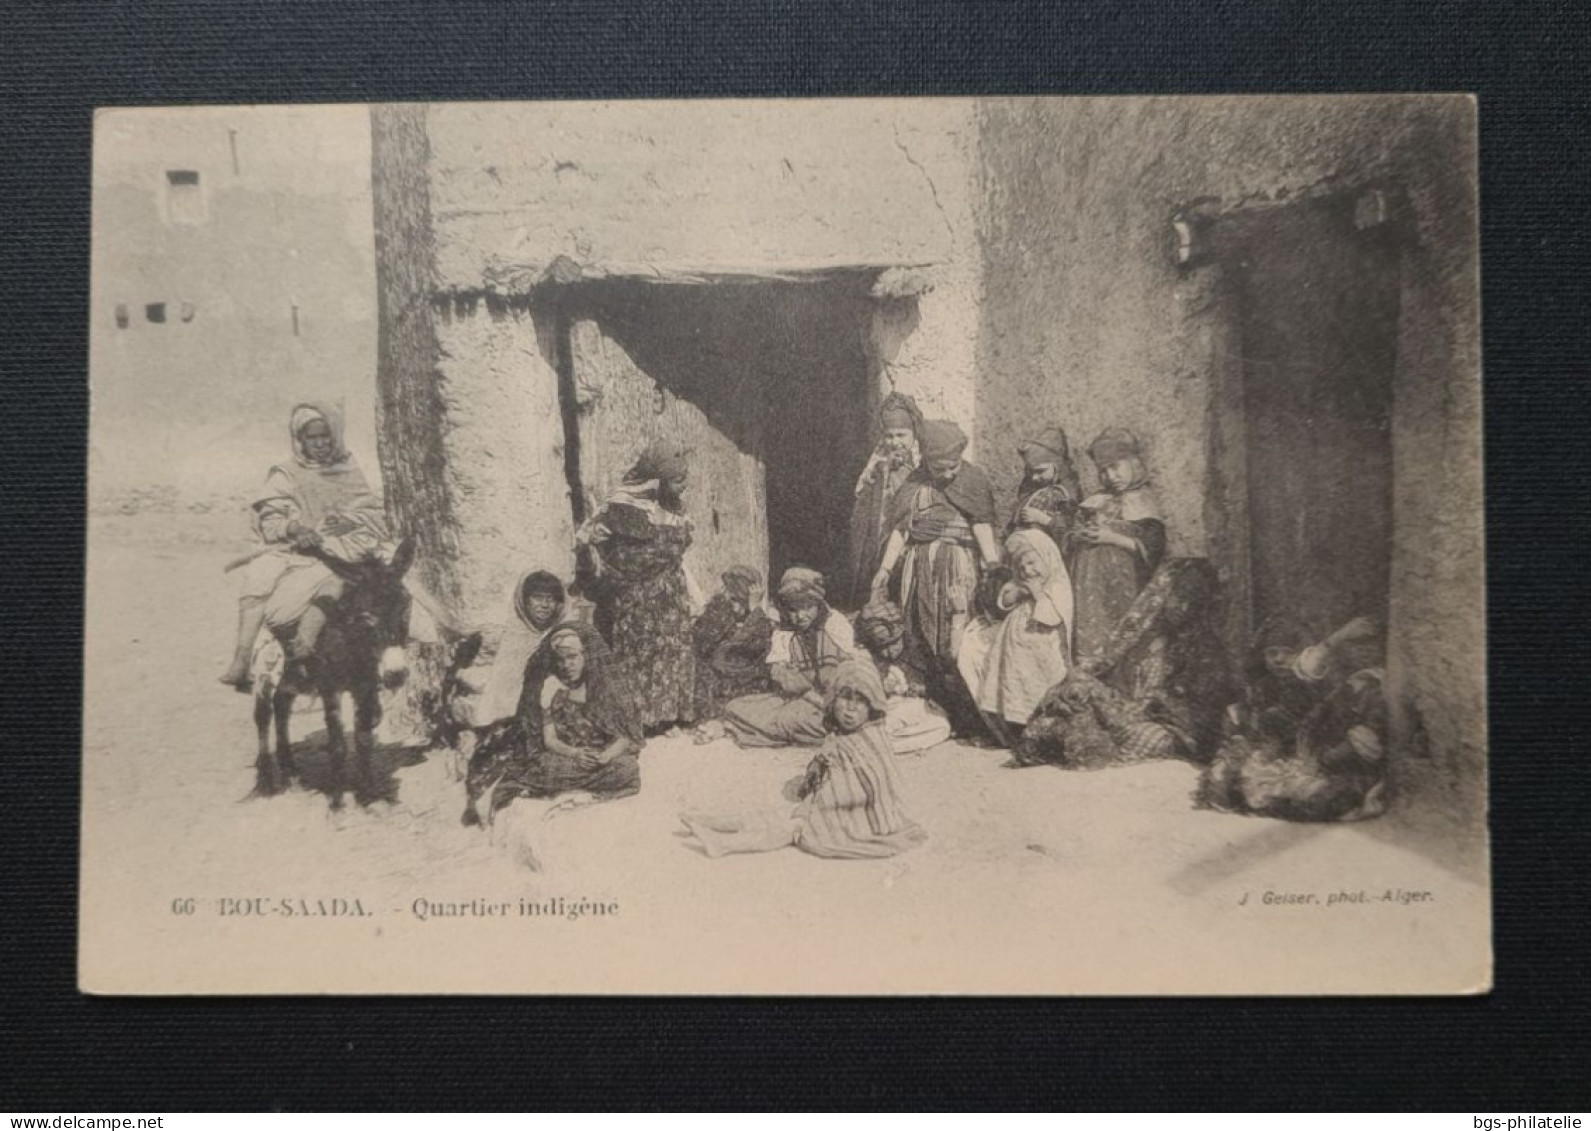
left=145, top=302, right=166, bottom=324
left=165, top=169, right=204, bottom=224
left=114, top=304, right=129, bottom=329
left=180, top=301, right=196, bottom=323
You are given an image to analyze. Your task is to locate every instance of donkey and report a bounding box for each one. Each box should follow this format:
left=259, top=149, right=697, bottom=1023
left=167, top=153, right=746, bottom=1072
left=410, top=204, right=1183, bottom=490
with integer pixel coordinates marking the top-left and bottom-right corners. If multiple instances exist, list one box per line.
left=252, top=539, right=415, bottom=809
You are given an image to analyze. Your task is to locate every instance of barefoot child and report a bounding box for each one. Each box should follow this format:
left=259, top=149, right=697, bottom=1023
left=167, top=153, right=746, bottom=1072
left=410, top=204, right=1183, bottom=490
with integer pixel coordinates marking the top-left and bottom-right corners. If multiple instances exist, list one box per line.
left=680, top=661, right=926, bottom=859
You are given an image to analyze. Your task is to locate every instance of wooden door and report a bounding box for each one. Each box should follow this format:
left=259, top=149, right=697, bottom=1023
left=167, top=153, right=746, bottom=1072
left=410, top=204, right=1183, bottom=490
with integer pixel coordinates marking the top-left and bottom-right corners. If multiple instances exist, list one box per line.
left=1232, top=198, right=1400, bottom=638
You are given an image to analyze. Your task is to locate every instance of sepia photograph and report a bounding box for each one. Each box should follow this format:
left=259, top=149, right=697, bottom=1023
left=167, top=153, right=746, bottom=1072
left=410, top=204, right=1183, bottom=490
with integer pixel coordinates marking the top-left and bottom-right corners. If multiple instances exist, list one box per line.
left=81, top=95, right=1487, bottom=994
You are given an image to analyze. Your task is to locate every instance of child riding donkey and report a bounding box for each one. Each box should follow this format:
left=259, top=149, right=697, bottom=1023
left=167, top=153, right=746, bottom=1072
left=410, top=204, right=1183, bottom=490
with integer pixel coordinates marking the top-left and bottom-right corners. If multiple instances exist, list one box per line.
left=221, top=402, right=394, bottom=691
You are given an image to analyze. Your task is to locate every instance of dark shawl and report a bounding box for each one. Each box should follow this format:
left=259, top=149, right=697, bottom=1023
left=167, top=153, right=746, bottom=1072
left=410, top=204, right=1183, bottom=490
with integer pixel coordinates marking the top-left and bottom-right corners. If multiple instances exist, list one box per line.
left=886, top=462, right=1000, bottom=538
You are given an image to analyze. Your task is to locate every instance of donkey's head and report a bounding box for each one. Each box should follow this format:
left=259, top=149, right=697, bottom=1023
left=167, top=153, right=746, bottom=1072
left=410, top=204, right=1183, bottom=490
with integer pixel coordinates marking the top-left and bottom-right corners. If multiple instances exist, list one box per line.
left=339, top=538, right=415, bottom=689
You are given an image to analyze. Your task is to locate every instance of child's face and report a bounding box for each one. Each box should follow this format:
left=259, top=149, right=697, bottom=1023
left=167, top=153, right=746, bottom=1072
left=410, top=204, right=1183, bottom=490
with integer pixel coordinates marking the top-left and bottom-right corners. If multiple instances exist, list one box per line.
left=552, top=637, right=586, bottom=685
left=926, top=456, right=961, bottom=482
left=1028, top=462, right=1057, bottom=486
left=831, top=689, right=872, bottom=733
left=259, top=510, right=291, bottom=541
left=882, top=426, right=915, bottom=454
left=1263, top=645, right=1299, bottom=675
left=726, top=583, right=763, bottom=617
left=1015, top=552, right=1045, bottom=583
left=785, top=602, right=821, bottom=631
left=524, top=592, right=561, bottom=628
left=1101, top=458, right=1141, bottom=493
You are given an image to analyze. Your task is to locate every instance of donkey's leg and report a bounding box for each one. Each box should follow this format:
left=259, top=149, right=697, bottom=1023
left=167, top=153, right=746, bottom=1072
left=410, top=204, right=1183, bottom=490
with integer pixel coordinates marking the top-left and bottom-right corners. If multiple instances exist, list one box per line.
left=352, top=680, right=382, bottom=806
left=253, top=684, right=282, bottom=796
left=323, top=688, right=348, bottom=810
left=273, top=688, right=297, bottom=786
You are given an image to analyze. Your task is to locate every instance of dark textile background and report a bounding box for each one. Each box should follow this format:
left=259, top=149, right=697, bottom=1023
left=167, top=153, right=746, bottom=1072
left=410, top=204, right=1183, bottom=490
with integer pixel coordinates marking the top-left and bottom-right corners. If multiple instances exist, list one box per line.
left=2, top=0, right=1587, bottom=1111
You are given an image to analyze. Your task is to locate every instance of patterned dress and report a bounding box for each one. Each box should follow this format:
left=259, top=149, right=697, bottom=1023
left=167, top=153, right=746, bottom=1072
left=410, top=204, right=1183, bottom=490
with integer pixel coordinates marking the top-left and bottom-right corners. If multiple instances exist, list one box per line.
left=1068, top=488, right=1166, bottom=661
left=1008, top=481, right=1080, bottom=556
left=584, top=501, right=696, bottom=729
left=720, top=610, right=856, bottom=748
left=691, top=594, right=775, bottom=719
left=1016, top=559, right=1232, bottom=770
left=463, top=622, right=644, bottom=819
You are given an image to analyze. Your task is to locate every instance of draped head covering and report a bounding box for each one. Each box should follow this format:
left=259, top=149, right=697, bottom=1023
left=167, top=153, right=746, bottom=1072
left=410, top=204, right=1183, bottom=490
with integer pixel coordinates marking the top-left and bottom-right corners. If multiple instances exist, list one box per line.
left=1018, top=424, right=1083, bottom=506
left=854, top=598, right=907, bottom=651
left=513, top=570, right=567, bottom=630
left=289, top=402, right=351, bottom=468
left=826, top=658, right=890, bottom=716
left=625, top=439, right=690, bottom=485
left=878, top=391, right=924, bottom=436
left=775, top=566, right=826, bottom=608
left=1019, top=426, right=1071, bottom=471
left=517, top=621, right=643, bottom=749
left=1005, top=527, right=1075, bottom=637
left=1088, top=427, right=1144, bottom=470
left=920, top=419, right=969, bottom=463
left=258, top=402, right=385, bottom=539
left=720, top=565, right=762, bottom=604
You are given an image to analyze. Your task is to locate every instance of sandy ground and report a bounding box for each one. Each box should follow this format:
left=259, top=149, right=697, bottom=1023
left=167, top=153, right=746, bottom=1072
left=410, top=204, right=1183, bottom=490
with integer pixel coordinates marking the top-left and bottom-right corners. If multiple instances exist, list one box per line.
left=81, top=513, right=1491, bottom=995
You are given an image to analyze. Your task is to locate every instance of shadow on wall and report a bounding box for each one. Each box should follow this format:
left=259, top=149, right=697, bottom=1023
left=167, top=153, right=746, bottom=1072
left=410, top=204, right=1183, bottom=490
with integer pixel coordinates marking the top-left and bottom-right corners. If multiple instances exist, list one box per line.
left=554, top=277, right=883, bottom=599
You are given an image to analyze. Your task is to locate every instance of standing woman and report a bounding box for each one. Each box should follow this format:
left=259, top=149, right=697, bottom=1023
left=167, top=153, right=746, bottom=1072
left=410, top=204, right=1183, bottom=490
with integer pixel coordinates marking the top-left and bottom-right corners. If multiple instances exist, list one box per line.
left=1068, top=427, right=1167, bottom=661
left=870, top=419, right=1002, bottom=738
left=575, top=439, right=697, bottom=731
left=1008, top=425, right=1083, bottom=554
left=844, top=392, right=923, bottom=609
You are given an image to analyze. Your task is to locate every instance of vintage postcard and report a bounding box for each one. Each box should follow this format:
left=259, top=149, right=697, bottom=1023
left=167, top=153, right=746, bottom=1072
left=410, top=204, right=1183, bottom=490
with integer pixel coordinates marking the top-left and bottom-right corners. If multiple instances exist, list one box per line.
left=82, top=96, right=1488, bottom=994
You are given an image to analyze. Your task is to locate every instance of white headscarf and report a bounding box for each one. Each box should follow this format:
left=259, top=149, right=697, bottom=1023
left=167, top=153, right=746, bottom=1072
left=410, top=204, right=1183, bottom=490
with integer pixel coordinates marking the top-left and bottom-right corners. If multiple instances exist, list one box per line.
left=1005, top=528, right=1074, bottom=649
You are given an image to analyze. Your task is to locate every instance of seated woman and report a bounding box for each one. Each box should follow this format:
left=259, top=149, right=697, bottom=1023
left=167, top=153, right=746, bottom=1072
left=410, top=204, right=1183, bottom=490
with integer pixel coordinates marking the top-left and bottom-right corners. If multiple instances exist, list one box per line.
left=691, top=565, right=775, bottom=720
left=853, top=599, right=952, bottom=754
left=1199, top=615, right=1387, bottom=822
left=695, top=567, right=855, bottom=749
left=1015, top=558, right=1233, bottom=770
left=679, top=660, right=927, bottom=860
left=957, top=527, right=1074, bottom=747
left=464, top=622, right=642, bottom=824
left=221, top=402, right=391, bottom=689
left=451, top=570, right=571, bottom=734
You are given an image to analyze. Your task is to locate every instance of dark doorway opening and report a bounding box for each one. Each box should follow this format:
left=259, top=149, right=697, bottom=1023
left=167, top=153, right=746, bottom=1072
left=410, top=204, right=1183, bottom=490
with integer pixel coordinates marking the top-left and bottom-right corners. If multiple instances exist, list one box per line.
left=555, top=276, right=881, bottom=602
left=1216, top=194, right=1402, bottom=641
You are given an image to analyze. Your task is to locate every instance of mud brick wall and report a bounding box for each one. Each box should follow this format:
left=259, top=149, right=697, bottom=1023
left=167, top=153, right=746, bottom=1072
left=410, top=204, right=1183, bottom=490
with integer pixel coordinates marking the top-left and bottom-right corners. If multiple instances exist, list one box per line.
left=972, top=96, right=1484, bottom=823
